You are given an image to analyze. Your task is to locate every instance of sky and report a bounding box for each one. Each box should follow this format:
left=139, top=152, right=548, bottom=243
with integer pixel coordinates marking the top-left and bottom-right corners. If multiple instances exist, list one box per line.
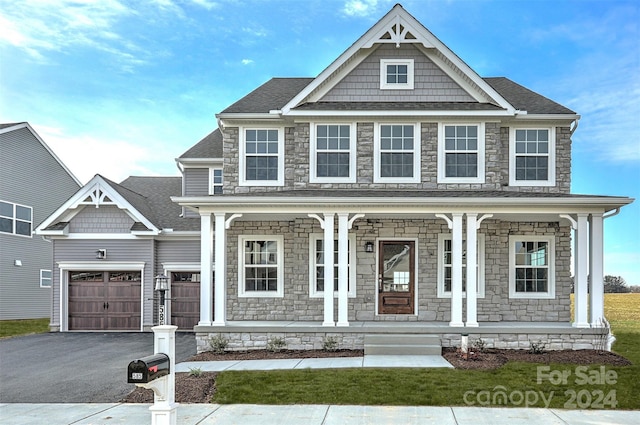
left=0, top=0, right=638, bottom=285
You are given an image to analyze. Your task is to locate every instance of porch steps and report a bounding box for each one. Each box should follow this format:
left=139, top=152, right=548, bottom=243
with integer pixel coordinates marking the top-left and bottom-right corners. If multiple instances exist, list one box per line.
left=364, top=334, right=442, bottom=356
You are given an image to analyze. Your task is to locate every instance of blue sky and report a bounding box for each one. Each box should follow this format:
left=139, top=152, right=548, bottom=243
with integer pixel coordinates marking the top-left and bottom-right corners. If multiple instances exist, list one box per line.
left=1, top=0, right=638, bottom=284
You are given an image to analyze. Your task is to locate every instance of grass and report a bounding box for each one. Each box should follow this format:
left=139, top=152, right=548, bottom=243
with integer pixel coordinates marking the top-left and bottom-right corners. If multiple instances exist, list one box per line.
left=213, top=294, right=640, bottom=408
left=0, top=318, right=50, bottom=339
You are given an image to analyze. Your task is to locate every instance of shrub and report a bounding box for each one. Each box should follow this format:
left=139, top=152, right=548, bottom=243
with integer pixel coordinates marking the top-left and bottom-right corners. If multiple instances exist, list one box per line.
left=209, top=334, right=228, bottom=354
left=188, top=367, right=203, bottom=377
left=471, top=338, right=487, bottom=353
left=267, top=336, right=286, bottom=352
left=529, top=340, right=546, bottom=354
left=322, top=336, right=339, bottom=352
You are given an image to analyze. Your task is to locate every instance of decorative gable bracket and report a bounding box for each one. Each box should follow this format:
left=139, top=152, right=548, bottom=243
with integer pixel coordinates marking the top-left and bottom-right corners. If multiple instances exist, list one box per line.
left=364, top=14, right=432, bottom=48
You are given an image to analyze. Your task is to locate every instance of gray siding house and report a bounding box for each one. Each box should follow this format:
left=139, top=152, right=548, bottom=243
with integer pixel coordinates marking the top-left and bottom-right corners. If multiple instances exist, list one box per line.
left=37, top=5, right=632, bottom=353
left=1, top=123, right=81, bottom=320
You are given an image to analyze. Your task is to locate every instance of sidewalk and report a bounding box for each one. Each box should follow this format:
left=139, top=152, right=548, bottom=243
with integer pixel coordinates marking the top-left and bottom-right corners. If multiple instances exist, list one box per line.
left=2, top=403, right=639, bottom=425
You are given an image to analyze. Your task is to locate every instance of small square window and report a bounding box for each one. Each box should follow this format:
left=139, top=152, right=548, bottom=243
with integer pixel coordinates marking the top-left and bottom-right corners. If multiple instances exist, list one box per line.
left=380, top=59, right=414, bottom=90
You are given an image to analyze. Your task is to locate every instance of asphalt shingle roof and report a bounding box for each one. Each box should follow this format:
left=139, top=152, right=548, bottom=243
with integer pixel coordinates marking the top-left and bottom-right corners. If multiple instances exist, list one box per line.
left=179, top=128, right=223, bottom=159
left=484, top=77, right=576, bottom=115
left=294, top=101, right=505, bottom=111
left=220, top=78, right=313, bottom=114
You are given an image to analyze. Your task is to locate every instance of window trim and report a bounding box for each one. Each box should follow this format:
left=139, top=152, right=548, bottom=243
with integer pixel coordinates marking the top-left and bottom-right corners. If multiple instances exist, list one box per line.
left=509, top=127, right=556, bottom=187
left=0, top=199, right=33, bottom=238
left=436, top=234, right=486, bottom=298
left=308, top=233, right=357, bottom=298
left=210, top=167, right=223, bottom=195
left=40, top=269, right=52, bottom=288
left=238, top=235, right=284, bottom=298
left=373, top=123, right=421, bottom=183
left=309, top=122, right=357, bottom=183
left=508, top=235, right=555, bottom=299
left=380, top=59, right=414, bottom=90
left=238, top=127, right=285, bottom=186
left=437, top=123, right=485, bottom=184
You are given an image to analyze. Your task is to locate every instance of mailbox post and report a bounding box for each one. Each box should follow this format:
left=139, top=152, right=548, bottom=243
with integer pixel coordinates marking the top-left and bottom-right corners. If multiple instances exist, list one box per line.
left=155, top=274, right=169, bottom=325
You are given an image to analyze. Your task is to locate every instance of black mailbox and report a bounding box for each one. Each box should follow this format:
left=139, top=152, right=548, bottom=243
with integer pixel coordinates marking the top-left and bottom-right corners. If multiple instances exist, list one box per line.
left=127, top=353, right=170, bottom=384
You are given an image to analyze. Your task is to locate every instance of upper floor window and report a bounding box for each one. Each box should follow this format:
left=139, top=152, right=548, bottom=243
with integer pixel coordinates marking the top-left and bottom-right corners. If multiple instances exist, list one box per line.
left=238, top=235, right=284, bottom=298
left=0, top=200, right=32, bottom=237
left=374, top=123, right=420, bottom=183
left=437, top=234, right=485, bottom=298
left=239, top=128, right=284, bottom=186
left=438, top=124, right=485, bottom=184
left=509, top=128, right=555, bottom=186
left=309, top=234, right=356, bottom=298
left=310, top=124, right=356, bottom=183
left=380, top=59, right=414, bottom=90
left=509, top=235, right=555, bottom=299
left=211, top=168, right=223, bottom=194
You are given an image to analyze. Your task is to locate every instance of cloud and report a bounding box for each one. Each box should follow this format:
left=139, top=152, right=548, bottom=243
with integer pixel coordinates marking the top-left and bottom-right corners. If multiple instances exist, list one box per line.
left=343, top=0, right=379, bottom=17
left=241, top=59, right=254, bottom=65
left=190, top=0, right=219, bottom=10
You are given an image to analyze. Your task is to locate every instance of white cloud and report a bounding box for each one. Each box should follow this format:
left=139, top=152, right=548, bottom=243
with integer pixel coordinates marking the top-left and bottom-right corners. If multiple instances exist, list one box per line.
left=190, top=0, right=219, bottom=10
left=241, top=59, right=254, bottom=65
left=343, top=0, right=378, bottom=17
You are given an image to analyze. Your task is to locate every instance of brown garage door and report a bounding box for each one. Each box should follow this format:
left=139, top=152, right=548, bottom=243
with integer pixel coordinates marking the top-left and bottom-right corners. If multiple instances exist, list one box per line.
left=170, top=272, right=200, bottom=330
left=68, top=271, right=141, bottom=330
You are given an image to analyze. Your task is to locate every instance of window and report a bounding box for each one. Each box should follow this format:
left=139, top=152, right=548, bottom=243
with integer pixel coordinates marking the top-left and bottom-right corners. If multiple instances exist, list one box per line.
left=380, top=59, right=414, bottom=90
left=309, top=234, right=356, bottom=298
left=310, top=124, right=356, bottom=182
left=211, top=168, right=223, bottom=194
left=40, top=270, right=52, bottom=288
left=238, top=236, right=284, bottom=297
left=509, top=235, right=555, bottom=299
left=374, top=124, right=420, bottom=183
left=509, top=128, right=555, bottom=186
left=438, top=124, right=485, bottom=183
left=437, top=234, right=485, bottom=298
left=239, top=128, right=284, bottom=186
left=0, top=200, right=32, bottom=237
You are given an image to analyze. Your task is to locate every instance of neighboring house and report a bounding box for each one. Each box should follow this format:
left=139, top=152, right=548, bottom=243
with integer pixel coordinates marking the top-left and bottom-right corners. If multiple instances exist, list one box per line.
left=1, top=122, right=81, bottom=320
left=37, top=5, right=632, bottom=353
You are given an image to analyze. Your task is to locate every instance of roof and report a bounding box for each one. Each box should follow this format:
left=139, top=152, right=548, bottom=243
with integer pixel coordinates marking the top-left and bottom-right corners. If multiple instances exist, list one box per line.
left=220, top=78, right=313, bottom=114
left=294, top=101, right=505, bottom=111
left=179, top=128, right=223, bottom=159
left=0, top=122, right=25, bottom=130
left=484, top=77, right=576, bottom=115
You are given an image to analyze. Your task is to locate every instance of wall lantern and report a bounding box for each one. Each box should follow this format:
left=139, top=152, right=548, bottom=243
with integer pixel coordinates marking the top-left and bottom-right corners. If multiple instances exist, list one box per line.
left=365, top=241, right=374, bottom=253
left=155, top=274, right=170, bottom=325
left=96, top=249, right=107, bottom=260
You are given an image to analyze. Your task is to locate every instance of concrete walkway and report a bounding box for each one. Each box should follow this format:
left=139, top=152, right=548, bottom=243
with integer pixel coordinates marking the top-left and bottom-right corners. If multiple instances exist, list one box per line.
left=2, top=403, right=639, bottom=425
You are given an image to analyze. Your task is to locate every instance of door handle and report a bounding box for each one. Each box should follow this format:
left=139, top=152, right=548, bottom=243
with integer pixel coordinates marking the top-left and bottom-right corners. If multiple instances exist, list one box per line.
left=105, top=302, right=109, bottom=309
left=103, top=302, right=106, bottom=309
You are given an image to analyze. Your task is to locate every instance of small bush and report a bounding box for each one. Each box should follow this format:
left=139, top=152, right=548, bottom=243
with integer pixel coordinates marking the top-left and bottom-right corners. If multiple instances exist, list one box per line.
left=471, top=338, right=487, bottom=353
left=188, top=367, right=203, bottom=377
left=322, top=336, right=339, bottom=352
left=267, top=336, right=286, bottom=352
left=209, top=334, right=228, bottom=354
left=529, top=340, right=546, bottom=354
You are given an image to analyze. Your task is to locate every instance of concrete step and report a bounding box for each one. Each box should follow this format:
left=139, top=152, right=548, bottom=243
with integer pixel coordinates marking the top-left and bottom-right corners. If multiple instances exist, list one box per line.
left=364, top=334, right=442, bottom=356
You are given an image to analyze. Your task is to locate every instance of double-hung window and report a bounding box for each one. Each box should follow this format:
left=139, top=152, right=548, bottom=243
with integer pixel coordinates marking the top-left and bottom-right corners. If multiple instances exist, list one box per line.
left=438, top=124, right=485, bottom=183
left=240, top=128, right=284, bottom=186
left=310, top=124, right=355, bottom=183
left=509, top=128, right=555, bottom=186
left=374, top=124, right=420, bottom=183
left=509, top=235, right=555, bottom=299
left=0, top=200, right=32, bottom=237
left=309, top=234, right=356, bottom=298
left=437, top=234, right=485, bottom=298
left=380, top=59, right=414, bottom=90
left=238, top=236, right=284, bottom=297
left=40, top=270, right=52, bottom=288
left=211, top=168, right=223, bottom=194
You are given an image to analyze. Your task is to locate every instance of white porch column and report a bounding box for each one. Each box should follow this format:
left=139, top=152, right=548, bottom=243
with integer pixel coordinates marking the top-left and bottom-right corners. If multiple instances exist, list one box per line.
left=574, top=213, right=589, bottom=328
left=212, top=212, right=227, bottom=326
left=465, top=213, right=478, bottom=327
left=337, top=213, right=349, bottom=327
left=323, top=213, right=335, bottom=326
left=589, top=213, right=605, bottom=326
left=450, top=213, right=464, bottom=327
left=199, top=213, right=214, bottom=326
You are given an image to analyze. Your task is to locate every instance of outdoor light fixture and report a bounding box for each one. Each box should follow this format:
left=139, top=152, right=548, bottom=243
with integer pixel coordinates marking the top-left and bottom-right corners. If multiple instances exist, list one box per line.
left=155, top=274, right=169, bottom=325
left=96, top=249, right=107, bottom=260
left=365, top=241, right=374, bottom=253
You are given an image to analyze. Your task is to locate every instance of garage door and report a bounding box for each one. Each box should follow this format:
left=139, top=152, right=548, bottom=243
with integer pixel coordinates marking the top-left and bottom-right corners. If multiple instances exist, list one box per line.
left=68, top=271, right=141, bottom=330
left=170, top=272, right=200, bottom=330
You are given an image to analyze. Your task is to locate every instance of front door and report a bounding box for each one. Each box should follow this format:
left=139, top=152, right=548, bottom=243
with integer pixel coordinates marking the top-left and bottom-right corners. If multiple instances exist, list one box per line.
left=378, top=241, right=415, bottom=314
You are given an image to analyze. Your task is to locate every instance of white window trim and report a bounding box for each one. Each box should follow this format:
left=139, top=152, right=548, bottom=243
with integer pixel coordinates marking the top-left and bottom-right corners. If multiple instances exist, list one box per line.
left=309, top=122, right=357, bottom=183
left=436, top=234, right=485, bottom=298
left=209, top=167, right=223, bottom=195
left=509, top=127, right=556, bottom=187
left=380, top=59, right=414, bottom=90
left=238, top=235, right=284, bottom=298
left=0, top=199, right=33, bottom=238
left=373, top=123, right=421, bottom=183
left=308, top=233, right=357, bottom=298
left=238, top=127, right=284, bottom=186
left=508, top=235, right=555, bottom=299
left=437, top=123, right=485, bottom=184
left=40, top=269, right=52, bottom=288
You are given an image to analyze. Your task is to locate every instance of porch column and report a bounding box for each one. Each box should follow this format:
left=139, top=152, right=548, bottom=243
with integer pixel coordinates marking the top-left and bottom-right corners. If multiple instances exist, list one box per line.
left=589, top=213, right=605, bottom=326
left=212, top=212, right=227, bottom=326
left=450, top=213, right=464, bottom=327
left=199, top=213, right=214, bottom=326
left=574, top=213, right=589, bottom=328
left=337, top=213, right=349, bottom=327
left=323, top=213, right=335, bottom=326
left=465, top=213, right=478, bottom=327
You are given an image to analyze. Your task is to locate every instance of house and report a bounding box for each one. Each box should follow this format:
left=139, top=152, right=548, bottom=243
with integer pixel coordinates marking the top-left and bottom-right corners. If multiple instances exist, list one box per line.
left=36, top=5, right=632, bottom=353
left=1, top=122, right=81, bottom=320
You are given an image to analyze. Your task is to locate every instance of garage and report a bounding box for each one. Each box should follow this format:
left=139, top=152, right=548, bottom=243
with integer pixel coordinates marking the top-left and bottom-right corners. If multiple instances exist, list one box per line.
left=170, top=271, right=200, bottom=330
left=68, top=271, right=141, bottom=330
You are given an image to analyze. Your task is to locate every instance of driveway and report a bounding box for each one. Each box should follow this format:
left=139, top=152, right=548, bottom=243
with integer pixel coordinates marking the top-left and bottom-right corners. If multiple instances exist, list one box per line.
left=0, top=332, right=196, bottom=403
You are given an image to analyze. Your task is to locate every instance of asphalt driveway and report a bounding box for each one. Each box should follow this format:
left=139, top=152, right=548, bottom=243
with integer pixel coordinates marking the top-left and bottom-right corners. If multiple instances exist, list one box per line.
left=0, top=332, right=196, bottom=403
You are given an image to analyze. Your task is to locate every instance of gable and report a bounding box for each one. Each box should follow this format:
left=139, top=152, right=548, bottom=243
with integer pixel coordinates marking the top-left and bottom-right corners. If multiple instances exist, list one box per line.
left=68, top=205, right=135, bottom=233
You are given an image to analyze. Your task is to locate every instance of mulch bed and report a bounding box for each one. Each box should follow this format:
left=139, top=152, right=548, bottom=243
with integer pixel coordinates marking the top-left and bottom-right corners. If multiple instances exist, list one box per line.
left=121, top=348, right=631, bottom=403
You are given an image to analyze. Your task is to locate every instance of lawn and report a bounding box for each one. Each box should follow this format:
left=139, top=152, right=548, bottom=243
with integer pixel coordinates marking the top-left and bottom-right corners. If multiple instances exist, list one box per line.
left=0, top=318, right=50, bottom=339
left=213, top=294, right=640, bottom=409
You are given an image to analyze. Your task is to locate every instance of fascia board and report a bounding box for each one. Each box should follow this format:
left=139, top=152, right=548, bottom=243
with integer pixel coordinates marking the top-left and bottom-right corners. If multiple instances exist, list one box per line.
left=515, top=114, right=581, bottom=121
left=178, top=158, right=223, bottom=166
left=286, top=110, right=511, bottom=117
left=216, top=113, right=282, bottom=120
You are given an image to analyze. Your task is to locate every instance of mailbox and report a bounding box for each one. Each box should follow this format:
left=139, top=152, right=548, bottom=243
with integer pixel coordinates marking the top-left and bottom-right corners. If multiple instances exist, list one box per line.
left=127, top=353, right=170, bottom=384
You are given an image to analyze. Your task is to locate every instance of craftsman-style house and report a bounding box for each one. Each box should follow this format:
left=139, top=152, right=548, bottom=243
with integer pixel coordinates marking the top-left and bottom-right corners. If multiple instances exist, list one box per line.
left=37, top=5, right=632, bottom=353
